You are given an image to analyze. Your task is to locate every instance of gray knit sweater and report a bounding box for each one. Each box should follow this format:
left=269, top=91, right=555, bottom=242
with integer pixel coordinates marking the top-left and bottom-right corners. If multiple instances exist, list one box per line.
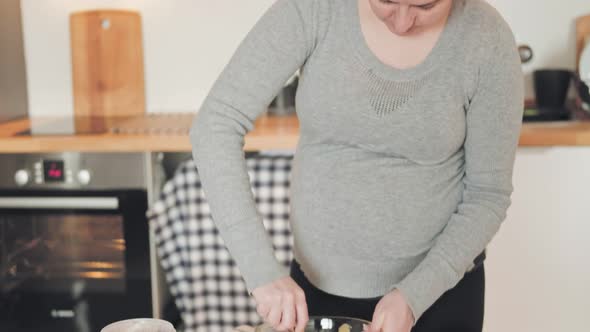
left=189, top=0, right=524, bottom=325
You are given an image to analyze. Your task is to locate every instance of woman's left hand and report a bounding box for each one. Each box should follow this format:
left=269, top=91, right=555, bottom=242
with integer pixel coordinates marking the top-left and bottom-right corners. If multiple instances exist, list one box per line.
left=365, top=289, right=414, bottom=332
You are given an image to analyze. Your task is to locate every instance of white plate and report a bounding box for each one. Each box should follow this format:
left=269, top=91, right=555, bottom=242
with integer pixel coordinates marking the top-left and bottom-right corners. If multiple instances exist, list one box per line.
left=100, top=318, right=175, bottom=332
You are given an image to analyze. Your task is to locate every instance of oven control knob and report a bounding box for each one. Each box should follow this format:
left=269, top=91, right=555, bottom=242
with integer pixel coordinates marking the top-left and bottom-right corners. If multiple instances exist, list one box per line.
left=77, top=169, right=91, bottom=185
left=14, top=169, right=30, bottom=186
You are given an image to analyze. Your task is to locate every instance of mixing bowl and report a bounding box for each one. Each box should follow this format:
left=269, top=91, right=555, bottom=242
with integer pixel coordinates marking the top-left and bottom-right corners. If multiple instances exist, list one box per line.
left=254, top=316, right=370, bottom=332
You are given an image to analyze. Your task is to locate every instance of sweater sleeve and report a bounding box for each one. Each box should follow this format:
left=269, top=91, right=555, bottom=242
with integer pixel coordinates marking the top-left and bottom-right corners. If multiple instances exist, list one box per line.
left=388, top=14, right=524, bottom=326
left=189, top=0, right=318, bottom=293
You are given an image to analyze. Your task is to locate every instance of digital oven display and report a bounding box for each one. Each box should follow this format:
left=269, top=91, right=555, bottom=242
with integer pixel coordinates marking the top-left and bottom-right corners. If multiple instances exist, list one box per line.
left=43, top=160, right=65, bottom=182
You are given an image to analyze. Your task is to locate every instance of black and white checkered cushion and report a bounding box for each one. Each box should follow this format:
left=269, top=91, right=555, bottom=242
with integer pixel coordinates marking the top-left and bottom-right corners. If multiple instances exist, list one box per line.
left=147, top=154, right=294, bottom=332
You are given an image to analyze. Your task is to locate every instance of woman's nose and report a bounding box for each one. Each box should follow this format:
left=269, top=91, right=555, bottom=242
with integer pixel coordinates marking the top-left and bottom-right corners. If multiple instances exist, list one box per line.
left=393, top=6, right=414, bottom=34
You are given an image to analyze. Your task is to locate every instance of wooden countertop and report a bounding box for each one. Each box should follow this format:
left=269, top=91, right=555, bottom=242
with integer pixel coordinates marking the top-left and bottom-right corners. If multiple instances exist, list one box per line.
left=0, top=113, right=299, bottom=153
left=1, top=112, right=590, bottom=153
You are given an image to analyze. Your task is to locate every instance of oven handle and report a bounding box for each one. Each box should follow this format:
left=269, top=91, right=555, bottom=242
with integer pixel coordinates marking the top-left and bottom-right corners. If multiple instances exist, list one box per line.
left=0, top=196, right=119, bottom=210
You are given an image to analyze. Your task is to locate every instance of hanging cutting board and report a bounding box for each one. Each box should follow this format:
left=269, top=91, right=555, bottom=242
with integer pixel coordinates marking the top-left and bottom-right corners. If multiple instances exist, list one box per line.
left=70, top=10, right=146, bottom=117
left=576, top=14, right=590, bottom=70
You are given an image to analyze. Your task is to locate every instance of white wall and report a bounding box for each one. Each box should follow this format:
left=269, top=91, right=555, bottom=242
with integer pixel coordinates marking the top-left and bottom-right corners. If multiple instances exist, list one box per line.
left=20, top=0, right=275, bottom=116
left=20, top=0, right=590, bottom=117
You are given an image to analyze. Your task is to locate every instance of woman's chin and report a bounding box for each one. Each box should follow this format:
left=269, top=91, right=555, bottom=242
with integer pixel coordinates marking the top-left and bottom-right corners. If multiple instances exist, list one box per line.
left=386, top=26, right=416, bottom=37
left=383, top=22, right=424, bottom=37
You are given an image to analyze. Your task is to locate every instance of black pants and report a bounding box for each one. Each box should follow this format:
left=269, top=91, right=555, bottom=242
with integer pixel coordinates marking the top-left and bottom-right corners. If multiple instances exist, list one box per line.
left=290, top=259, right=485, bottom=332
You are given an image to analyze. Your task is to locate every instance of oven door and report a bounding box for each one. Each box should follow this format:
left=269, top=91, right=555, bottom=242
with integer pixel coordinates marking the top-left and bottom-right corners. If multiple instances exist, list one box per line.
left=0, top=189, right=151, bottom=332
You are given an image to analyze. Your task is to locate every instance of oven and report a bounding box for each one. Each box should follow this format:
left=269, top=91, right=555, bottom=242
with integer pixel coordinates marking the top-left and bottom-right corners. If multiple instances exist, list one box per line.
left=0, top=152, right=152, bottom=332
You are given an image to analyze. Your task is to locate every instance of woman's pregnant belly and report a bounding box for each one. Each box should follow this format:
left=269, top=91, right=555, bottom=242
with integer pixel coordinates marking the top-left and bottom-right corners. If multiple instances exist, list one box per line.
left=289, top=143, right=465, bottom=262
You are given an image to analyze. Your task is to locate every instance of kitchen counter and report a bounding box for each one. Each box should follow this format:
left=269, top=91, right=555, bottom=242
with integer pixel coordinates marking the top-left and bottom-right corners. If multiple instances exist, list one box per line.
left=0, top=113, right=299, bottom=153
left=1, top=112, right=590, bottom=153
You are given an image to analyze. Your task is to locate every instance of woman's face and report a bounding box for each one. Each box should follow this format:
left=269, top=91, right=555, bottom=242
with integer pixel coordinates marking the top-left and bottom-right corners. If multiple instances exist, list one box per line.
left=367, top=0, right=453, bottom=36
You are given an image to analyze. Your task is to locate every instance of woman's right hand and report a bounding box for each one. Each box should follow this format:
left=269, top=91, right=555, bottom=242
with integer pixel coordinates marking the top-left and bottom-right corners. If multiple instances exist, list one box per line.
left=251, top=276, right=309, bottom=332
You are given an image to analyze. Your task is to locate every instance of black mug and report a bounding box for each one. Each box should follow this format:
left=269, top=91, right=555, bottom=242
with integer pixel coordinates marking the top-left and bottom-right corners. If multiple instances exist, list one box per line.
left=533, top=69, right=572, bottom=109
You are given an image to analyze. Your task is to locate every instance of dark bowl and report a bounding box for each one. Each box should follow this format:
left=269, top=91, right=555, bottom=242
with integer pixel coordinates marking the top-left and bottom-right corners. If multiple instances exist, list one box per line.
left=533, top=69, right=572, bottom=108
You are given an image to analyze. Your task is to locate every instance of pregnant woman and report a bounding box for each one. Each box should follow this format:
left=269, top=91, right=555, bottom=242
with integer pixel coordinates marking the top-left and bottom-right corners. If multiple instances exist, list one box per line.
left=189, top=0, right=524, bottom=331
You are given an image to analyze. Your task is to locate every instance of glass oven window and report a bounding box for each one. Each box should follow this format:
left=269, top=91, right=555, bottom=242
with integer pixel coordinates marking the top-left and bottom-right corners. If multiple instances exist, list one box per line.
left=0, top=213, right=126, bottom=295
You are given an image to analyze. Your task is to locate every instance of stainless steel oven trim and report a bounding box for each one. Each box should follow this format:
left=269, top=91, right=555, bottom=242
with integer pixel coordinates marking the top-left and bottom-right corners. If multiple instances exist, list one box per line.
left=0, top=196, right=119, bottom=209
left=0, top=152, right=148, bottom=190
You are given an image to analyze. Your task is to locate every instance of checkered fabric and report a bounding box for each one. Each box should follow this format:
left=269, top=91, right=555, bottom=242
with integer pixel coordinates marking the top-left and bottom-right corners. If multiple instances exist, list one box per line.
left=147, top=153, right=294, bottom=332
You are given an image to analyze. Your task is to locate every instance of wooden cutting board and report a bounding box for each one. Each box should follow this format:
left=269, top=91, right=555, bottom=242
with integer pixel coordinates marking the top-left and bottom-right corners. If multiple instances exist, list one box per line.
left=576, top=14, right=590, bottom=70
left=70, top=10, right=146, bottom=117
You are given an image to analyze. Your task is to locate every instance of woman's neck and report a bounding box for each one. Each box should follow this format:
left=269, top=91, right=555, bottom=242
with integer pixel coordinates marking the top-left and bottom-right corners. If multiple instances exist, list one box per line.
left=357, top=0, right=452, bottom=70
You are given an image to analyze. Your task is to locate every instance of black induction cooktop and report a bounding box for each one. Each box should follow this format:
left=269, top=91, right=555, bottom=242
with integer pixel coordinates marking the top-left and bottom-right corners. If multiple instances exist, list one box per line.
left=14, top=116, right=111, bottom=136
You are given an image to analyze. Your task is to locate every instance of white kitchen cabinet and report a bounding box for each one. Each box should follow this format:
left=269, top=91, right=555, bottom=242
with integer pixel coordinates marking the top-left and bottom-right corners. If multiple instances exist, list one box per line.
left=483, top=147, right=590, bottom=332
